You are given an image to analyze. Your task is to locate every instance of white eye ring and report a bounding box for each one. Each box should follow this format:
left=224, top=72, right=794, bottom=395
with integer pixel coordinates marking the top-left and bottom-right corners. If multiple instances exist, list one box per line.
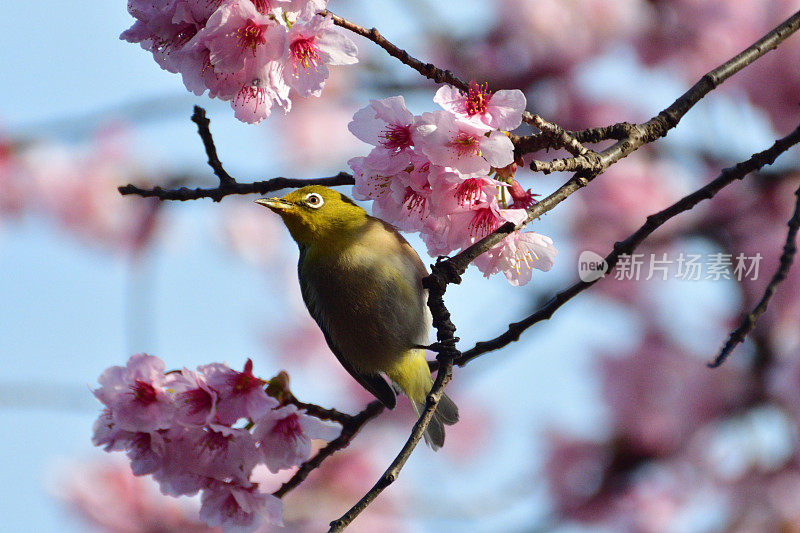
left=305, top=192, right=324, bottom=209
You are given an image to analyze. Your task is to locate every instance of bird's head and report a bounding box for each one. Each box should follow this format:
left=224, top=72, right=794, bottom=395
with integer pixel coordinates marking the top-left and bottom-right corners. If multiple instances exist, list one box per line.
left=256, top=185, right=369, bottom=249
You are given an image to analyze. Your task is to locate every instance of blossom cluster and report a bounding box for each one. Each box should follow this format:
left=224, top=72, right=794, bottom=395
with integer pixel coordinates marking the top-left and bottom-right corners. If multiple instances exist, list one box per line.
left=121, top=0, right=358, bottom=123
left=92, top=354, right=341, bottom=531
left=0, top=129, right=161, bottom=253
left=347, top=83, right=557, bottom=285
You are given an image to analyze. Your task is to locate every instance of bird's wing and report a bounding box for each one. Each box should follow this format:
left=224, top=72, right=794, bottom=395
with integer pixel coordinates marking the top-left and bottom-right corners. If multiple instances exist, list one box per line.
left=317, top=324, right=398, bottom=409
left=297, top=248, right=397, bottom=409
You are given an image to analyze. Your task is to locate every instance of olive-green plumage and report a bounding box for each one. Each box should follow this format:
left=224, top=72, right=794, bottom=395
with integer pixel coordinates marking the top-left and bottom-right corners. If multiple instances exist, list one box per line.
left=256, top=185, right=458, bottom=449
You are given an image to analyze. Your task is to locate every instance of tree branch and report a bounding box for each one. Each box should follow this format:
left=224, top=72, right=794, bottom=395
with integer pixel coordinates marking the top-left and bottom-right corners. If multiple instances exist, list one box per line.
left=709, top=181, right=800, bottom=367
left=437, top=9, right=800, bottom=282
left=328, top=351, right=456, bottom=532
left=524, top=114, right=592, bottom=157
left=284, top=393, right=354, bottom=425
left=322, top=10, right=469, bottom=92
left=273, top=400, right=385, bottom=498
left=191, top=106, right=235, bottom=186
left=452, top=123, right=800, bottom=368
left=512, top=123, right=634, bottom=159
left=118, top=106, right=354, bottom=201
left=526, top=10, right=800, bottom=171
left=119, top=173, right=355, bottom=202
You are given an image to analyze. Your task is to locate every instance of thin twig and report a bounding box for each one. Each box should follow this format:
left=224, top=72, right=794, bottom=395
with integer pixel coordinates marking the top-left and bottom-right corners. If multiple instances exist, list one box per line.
left=119, top=106, right=356, bottom=202
left=526, top=114, right=592, bottom=156
left=284, top=393, right=354, bottom=425
left=273, top=401, right=384, bottom=498
left=447, top=123, right=800, bottom=368
left=328, top=354, right=456, bottom=532
left=119, top=173, right=355, bottom=202
left=322, top=10, right=469, bottom=91
left=709, top=182, right=800, bottom=367
left=191, top=106, right=234, bottom=186
left=512, top=123, right=634, bottom=157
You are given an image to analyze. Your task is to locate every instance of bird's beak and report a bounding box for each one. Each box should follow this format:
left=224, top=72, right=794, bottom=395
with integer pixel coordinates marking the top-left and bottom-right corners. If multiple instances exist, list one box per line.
left=255, top=197, right=294, bottom=212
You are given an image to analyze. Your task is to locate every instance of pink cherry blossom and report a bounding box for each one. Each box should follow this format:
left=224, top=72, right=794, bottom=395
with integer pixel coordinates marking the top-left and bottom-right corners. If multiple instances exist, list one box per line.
left=472, top=230, right=558, bottom=286
left=254, top=404, right=341, bottom=473
left=428, top=168, right=500, bottom=216
left=171, top=368, right=219, bottom=426
left=92, top=411, right=167, bottom=476
left=446, top=198, right=527, bottom=251
left=201, top=359, right=278, bottom=425
left=151, top=430, right=209, bottom=496
left=92, top=409, right=131, bottom=452
left=283, top=14, right=358, bottom=97
left=370, top=156, right=436, bottom=233
left=276, top=0, right=328, bottom=18
left=122, top=0, right=357, bottom=125
left=507, top=178, right=538, bottom=209
left=349, top=155, right=393, bottom=203
left=420, top=216, right=456, bottom=257
left=434, top=82, right=527, bottom=131
left=416, top=111, right=515, bottom=174
left=195, top=1, right=285, bottom=76
left=121, top=1, right=206, bottom=76
left=231, top=61, right=290, bottom=124
left=349, top=96, right=416, bottom=174
left=347, top=94, right=557, bottom=285
left=178, top=426, right=261, bottom=486
left=126, top=431, right=168, bottom=476
left=90, top=357, right=362, bottom=530
left=94, top=353, right=174, bottom=432
left=200, top=481, right=283, bottom=531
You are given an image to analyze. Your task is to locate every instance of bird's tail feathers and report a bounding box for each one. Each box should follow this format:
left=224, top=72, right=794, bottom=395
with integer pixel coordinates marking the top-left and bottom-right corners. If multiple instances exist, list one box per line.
left=387, top=349, right=459, bottom=451
left=412, top=392, right=459, bottom=451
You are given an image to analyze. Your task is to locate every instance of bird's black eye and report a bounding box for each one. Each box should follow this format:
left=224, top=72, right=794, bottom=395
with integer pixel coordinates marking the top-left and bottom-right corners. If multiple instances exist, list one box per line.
left=305, top=192, right=324, bottom=209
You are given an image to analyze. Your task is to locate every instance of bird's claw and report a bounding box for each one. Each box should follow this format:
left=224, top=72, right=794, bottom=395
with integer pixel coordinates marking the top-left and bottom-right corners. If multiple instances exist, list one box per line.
left=416, top=339, right=460, bottom=353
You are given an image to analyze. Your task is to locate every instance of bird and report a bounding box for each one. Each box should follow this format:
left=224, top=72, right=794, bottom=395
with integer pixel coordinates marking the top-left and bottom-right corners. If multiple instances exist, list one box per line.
left=256, top=185, right=458, bottom=449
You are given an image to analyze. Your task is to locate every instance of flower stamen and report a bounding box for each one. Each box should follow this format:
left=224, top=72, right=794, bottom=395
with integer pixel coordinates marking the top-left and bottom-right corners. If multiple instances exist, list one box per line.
left=237, top=20, right=269, bottom=52
left=464, top=81, right=492, bottom=117
left=290, top=37, right=320, bottom=71
left=379, top=124, right=412, bottom=151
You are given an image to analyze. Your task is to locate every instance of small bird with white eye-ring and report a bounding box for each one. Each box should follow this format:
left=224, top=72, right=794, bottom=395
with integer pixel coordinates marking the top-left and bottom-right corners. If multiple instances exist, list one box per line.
left=256, top=185, right=458, bottom=449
